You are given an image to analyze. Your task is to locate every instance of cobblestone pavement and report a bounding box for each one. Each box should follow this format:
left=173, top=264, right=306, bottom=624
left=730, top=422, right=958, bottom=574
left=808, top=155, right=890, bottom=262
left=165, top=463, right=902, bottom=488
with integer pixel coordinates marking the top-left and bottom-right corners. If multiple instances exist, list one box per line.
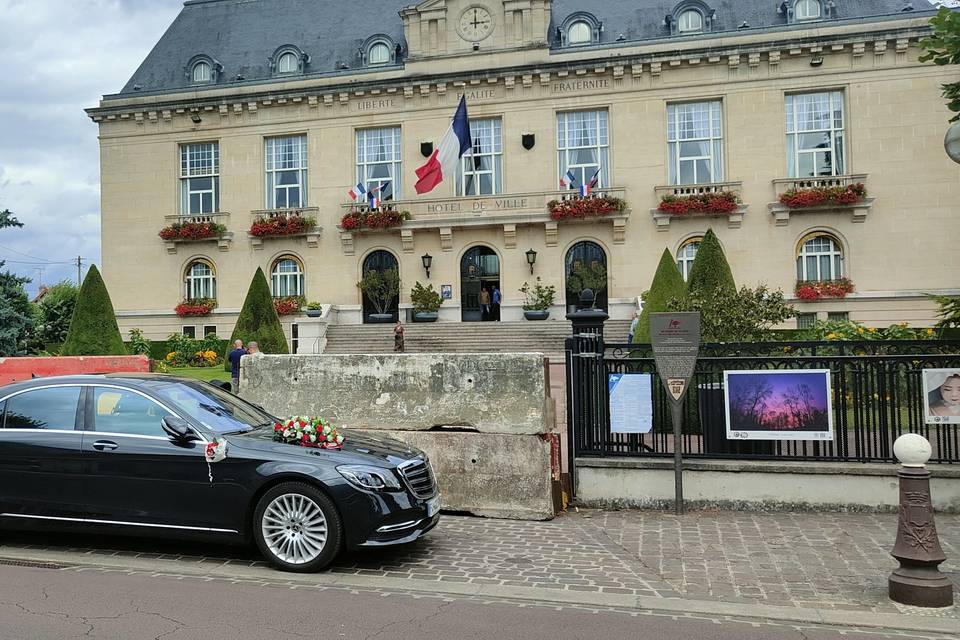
left=2, top=509, right=958, bottom=624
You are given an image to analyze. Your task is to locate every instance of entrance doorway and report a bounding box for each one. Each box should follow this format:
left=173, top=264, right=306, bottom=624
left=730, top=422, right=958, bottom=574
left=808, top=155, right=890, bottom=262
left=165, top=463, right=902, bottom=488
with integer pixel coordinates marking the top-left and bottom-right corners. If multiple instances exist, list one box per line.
left=460, top=246, right=500, bottom=322
left=565, top=241, right=608, bottom=311
left=361, top=250, right=400, bottom=323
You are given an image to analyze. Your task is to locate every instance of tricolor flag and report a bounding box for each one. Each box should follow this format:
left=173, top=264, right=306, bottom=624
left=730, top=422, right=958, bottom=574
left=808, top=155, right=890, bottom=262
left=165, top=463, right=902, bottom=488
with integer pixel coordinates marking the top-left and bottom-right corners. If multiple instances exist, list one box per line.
left=415, top=96, right=472, bottom=195
left=348, top=183, right=366, bottom=201
left=367, top=184, right=382, bottom=210
left=559, top=169, right=577, bottom=189
left=580, top=168, right=601, bottom=196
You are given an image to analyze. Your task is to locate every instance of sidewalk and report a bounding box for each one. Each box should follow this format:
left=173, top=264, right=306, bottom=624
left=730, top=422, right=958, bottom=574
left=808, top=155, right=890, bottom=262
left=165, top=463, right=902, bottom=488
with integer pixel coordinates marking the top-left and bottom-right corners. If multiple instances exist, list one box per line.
left=1, top=509, right=958, bottom=635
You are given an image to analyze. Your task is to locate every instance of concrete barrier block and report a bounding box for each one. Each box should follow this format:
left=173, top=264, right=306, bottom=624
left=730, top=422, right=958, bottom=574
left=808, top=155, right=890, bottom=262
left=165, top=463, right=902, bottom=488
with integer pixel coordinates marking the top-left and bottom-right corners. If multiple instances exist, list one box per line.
left=242, top=353, right=553, bottom=435
left=0, top=355, right=152, bottom=385
left=363, top=430, right=554, bottom=521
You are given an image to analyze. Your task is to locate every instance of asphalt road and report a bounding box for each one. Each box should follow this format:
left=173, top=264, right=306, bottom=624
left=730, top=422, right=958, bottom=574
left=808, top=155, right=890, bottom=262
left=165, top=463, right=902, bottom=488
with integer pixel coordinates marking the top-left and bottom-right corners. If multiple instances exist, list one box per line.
left=0, top=564, right=933, bottom=640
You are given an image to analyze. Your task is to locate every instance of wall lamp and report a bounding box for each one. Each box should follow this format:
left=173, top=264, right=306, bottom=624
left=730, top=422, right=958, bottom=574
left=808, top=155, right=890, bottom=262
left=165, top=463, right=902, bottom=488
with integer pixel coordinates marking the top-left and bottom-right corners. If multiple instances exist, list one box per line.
left=525, top=248, right=538, bottom=274
left=421, top=253, right=433, bottom=279
left=190, top=114, right=202, bottom=124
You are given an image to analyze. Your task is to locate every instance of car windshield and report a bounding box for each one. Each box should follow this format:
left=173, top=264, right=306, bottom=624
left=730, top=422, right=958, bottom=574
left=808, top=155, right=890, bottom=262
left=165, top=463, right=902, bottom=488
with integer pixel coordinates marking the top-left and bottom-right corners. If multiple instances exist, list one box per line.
left=146, top=380, right=277, bottom=434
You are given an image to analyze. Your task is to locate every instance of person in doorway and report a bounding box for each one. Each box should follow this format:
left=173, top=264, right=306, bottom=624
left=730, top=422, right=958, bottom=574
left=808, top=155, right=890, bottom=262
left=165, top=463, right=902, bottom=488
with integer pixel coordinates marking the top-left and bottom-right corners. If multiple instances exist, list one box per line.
left=393, top=320, right=406, bottom=353
left=479, top=287, right=491, bottom=321
left=228, top=339, right=246, bottom=393
left=627, top=312, right=639, bottom=344
left=492, top=285, right=502, bottom=321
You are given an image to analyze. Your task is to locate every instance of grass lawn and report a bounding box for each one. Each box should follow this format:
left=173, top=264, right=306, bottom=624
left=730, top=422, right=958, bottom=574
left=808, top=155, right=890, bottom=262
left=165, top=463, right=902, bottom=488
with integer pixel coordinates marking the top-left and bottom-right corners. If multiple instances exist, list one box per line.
left=168, top=366, right=231, bottom=383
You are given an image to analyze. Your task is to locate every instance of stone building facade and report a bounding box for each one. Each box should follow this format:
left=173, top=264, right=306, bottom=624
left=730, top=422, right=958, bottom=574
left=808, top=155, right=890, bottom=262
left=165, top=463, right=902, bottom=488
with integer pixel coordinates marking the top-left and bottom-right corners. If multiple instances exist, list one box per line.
left=88, top=0, right=960, bottom=344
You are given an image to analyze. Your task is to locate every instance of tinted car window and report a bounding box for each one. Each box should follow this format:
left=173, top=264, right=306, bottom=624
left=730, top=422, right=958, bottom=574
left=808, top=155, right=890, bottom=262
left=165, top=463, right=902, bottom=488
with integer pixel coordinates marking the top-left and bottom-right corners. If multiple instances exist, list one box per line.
left=4, top=387, right=81, bottom=430
left=92, top=387, right=172, bottom=437
left=147, top=381, right=275, bottom=434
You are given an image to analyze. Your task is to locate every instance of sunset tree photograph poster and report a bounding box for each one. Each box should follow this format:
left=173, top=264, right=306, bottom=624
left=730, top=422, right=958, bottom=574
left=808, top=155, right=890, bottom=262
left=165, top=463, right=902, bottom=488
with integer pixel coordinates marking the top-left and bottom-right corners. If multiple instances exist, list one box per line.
left=724, top=370, right=834, bottom=441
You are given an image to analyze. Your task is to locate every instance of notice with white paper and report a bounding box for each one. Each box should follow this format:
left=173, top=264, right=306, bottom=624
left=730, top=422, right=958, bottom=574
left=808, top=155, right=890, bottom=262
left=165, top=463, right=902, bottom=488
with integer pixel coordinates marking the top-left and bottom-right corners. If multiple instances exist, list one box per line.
left=609, top=373, right=654, bottom=434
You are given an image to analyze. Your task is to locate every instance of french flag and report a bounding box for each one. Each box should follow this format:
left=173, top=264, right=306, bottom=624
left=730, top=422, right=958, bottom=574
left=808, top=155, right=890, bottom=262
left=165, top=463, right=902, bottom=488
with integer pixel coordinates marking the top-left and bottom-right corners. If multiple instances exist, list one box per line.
left=348, top=183, right=366, bottom=201
left=415, top=96, right=472, bottom=195
left=560, top=169, right=577, bottom=190
left=580, top=168, right=601, bottom=196
left=368, top=185, right=382, bottom=210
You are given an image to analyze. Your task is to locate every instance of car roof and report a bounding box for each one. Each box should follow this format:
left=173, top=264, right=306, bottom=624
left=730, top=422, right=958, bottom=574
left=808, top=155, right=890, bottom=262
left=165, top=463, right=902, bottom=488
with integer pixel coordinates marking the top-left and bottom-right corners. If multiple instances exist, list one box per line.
left=0, top=373, right=227, bottom=397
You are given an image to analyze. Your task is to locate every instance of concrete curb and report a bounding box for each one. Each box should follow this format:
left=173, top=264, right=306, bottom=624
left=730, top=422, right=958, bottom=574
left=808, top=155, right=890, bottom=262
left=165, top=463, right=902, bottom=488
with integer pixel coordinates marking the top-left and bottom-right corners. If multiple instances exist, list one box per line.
left=1, top=547, right=957, bottom=635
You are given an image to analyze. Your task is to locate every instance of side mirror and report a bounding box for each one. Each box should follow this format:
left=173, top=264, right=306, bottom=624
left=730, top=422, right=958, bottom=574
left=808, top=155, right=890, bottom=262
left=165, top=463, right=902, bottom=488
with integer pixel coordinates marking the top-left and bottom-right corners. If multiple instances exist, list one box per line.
left=208, top=379, right=232, bottom=392
left=162, top=417, right=198, bottom=442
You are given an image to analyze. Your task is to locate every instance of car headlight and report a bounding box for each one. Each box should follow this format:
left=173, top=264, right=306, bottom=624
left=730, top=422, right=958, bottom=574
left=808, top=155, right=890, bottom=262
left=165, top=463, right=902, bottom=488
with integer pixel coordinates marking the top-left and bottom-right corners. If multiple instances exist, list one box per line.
left=337, top=465, right=402, bottom=492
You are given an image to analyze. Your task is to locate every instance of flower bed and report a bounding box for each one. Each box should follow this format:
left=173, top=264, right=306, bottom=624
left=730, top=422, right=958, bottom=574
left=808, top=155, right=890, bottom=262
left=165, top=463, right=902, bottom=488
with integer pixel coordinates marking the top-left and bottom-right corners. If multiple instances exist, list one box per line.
left=175, top=298, right=216, bottom=317
left=273, top=295, right=304, bottom=315
left=159, top=221, right=227, bottom=241
left=779, top=183, right=867, bottom=209
left=657, top=191, right=740, bottom=216
left=795, top=278, right=856, bottom=301
left=548, top=195, right=626, bottom=221
left=274, top=416, right=344, bottom=449
left=340, top=209, right=410, bottom=231
left=249, top=215, right=316, bottom=238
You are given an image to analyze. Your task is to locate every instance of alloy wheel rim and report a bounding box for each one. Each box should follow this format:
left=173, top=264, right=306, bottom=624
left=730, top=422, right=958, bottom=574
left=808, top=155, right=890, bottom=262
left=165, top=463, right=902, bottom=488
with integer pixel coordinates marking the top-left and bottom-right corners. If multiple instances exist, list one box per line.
left=261, top=493, right=328, bottom=565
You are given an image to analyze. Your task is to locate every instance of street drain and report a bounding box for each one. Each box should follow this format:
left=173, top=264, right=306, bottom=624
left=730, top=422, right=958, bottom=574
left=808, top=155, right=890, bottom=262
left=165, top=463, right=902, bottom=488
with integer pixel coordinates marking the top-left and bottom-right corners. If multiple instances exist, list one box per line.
left=0, top=558, right=69, bottom=570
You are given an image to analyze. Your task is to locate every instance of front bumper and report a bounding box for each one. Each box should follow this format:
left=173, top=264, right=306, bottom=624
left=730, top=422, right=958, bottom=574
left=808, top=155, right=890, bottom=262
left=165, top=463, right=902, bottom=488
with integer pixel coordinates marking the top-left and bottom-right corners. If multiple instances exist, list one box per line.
left=359, top=512, right=440, bottom=546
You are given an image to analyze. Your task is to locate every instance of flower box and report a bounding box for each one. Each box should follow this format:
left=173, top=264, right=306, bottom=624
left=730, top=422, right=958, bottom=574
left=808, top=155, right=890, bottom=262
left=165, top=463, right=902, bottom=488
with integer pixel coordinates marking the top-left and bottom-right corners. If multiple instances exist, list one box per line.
left=175, top=299, right=216, bottom=317
left=249, top=215, right=317, bottom=238
left=273, top=295, right=304, bottom=316
left=159, top=221, right=227, bottom=241
left=657, top=191, right=740, bottom=216
left=548, top=195, right=626, bottom=221
left=779, top=184, right=867, bottom=209
left=340, top=209, right=411, bottom=231
left=795, top=278, right=856, bottom=301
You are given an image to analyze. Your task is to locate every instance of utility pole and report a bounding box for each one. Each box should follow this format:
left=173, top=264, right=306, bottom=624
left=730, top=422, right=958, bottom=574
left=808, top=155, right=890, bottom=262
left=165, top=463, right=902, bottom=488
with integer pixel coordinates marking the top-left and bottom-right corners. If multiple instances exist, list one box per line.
left=76, top=256, right=82, bottom=286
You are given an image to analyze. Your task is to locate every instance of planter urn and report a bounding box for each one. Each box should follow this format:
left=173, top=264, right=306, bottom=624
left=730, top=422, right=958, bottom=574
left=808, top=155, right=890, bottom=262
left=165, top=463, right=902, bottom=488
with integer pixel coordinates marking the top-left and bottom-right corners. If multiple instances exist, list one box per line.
left=524, top=310, right=551, bottom=321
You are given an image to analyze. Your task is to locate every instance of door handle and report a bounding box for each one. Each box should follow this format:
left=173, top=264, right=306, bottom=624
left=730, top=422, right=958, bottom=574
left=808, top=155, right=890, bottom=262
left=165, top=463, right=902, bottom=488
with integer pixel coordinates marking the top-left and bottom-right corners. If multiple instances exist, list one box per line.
left=92, top=440, right=119, bottom=452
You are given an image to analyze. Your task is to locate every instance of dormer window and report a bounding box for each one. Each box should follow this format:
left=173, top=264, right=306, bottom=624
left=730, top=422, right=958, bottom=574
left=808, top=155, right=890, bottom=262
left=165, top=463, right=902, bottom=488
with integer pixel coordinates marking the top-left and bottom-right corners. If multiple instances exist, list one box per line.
left=192, top=61, right=212, bottom=83
left=360, top=35, right=399, bottom=67
left=369, top=42, right=391, bottom=65
left=795, top=0, right=822, bottom=21
left=186, top=56, right=220, bottom=85
left=677, top=9, right=703, bottom=33
left=269, top=45, right=308, bottom=76
left=277, top=52, right=299, bottom=74
left=568, top=21, right=592, bottom=45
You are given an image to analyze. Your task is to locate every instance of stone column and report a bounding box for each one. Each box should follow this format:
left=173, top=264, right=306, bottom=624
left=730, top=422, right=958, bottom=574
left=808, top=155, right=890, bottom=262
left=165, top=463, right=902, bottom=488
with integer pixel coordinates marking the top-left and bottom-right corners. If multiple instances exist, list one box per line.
left=888, top=433, right=954, bottom=608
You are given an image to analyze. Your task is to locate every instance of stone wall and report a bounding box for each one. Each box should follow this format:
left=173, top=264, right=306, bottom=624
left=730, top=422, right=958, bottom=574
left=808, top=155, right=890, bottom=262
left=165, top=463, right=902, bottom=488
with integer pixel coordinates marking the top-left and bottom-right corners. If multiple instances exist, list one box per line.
left=241, top=353, right=557, bottom=520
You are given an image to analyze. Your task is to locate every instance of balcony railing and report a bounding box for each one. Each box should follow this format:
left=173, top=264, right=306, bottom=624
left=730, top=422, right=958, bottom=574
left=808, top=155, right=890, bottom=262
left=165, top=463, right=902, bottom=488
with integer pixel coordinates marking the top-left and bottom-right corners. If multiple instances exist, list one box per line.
left=161, top=211, right=232, bottom=254
left=772, top=173, right=868, bottom=197
left=651, top=181, right=746, bottom=230
left=769, top=174, right=872, bottom=225
left=248, top=207, right=321, bottom=249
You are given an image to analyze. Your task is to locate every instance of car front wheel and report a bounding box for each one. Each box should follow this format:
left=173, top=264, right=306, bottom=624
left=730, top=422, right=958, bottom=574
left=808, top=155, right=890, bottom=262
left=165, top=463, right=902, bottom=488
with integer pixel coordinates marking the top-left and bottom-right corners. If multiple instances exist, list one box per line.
left=253, top=482, right=342, bottom=572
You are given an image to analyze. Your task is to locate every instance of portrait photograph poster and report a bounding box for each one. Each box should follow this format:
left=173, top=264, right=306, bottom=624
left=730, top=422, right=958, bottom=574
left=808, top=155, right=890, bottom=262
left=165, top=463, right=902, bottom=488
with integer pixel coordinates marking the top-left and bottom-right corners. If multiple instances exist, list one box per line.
left=724, top=370, right=834, bottom=441
left=922, top=368, right=960, bottom=425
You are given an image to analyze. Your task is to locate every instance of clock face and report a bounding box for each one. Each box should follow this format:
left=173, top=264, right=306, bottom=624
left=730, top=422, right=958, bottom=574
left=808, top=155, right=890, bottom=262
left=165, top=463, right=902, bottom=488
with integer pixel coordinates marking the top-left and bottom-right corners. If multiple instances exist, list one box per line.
left=458, top=5, right=494, bottom=42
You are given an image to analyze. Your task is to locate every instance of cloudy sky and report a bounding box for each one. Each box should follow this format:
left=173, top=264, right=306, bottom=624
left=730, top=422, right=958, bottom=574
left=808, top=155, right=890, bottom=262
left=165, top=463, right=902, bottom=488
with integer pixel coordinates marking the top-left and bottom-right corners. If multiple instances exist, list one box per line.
left=0, top=0, right=184, bottom=297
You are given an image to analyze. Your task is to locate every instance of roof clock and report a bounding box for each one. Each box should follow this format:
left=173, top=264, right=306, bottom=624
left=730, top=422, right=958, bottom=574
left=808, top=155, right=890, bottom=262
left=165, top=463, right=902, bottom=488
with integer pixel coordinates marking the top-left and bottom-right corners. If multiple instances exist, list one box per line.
left=458, top=5, right=495, bottom=42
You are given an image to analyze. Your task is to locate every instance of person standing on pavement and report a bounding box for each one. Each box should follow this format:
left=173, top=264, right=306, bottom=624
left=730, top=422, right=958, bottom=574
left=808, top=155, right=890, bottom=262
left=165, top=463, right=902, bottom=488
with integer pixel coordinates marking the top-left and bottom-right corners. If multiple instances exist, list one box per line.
left=492, top=285, right=502, bottom=321
left=393, top=320, right=406, bottom=353
left=228, top=339, right=245, bottom=392
left=627, top=311, right=639, bottom=344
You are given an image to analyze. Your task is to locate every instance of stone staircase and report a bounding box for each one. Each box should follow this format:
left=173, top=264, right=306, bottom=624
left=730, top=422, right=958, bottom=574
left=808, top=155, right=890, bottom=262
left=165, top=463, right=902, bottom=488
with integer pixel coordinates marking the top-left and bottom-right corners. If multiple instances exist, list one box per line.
left=322, top=319, right=632, bottom=361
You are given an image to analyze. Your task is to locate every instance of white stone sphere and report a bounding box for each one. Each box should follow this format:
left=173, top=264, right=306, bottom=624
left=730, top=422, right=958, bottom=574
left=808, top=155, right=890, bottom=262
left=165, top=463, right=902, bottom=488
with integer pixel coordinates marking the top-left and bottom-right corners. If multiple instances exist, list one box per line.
left=894, top=433, right=932, bottom=467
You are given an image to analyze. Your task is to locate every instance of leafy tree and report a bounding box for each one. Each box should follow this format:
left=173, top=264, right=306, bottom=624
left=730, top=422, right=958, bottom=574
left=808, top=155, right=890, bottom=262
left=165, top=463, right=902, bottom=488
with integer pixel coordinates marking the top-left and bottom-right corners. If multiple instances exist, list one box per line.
left=0, top=209, right=23, bottom=229
left=686, top=228, right=736, bottom=299
left=566, top=262, right=608, bottom=307
left=668, top=284, right=795, bottom=343
left=920, top=7, right=960, bottom=122
left=928, top=294, right=960, bottom=332
left=0, top=208, right=33, bottom=356
left=31, top=281, right=78, bottom=350
left=635, top=249, right=686, bottom=343
left=226, top=268, right=288, bottom=369
left=357, top=267, right=400, bottom=315
left=61, top=265, right=126, bottom=356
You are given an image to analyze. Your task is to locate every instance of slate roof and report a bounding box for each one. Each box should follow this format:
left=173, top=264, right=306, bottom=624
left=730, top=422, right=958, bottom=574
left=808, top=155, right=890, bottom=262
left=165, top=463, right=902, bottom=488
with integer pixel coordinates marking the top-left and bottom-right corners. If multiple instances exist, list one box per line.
left=117, top=0, right=936, bottom=97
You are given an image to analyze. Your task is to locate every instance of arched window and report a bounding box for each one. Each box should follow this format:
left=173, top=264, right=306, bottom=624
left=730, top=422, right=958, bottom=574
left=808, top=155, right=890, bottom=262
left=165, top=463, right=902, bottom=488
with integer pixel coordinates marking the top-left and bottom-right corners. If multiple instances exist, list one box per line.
left=568, top=21, right=592, bottom=45
left=191, top=61, right=212, bottom=84
left=277, top=51, right=299, bottom=74
left=677, top=239, right=701, bottom=281
left=368, top=42, right=391, bottom=65
left=271, top=257, right=305, bottom=297
left=185, top=260, right=216, bottom=300
left=795, top=0, right=821, bottom=21
left=361, top=250, right=400, bottom=322
left=677, top=9, right=703, bottom=33
left=565, top=241, right=608, bottom=310
left=797, top=234, right=843, bottom=282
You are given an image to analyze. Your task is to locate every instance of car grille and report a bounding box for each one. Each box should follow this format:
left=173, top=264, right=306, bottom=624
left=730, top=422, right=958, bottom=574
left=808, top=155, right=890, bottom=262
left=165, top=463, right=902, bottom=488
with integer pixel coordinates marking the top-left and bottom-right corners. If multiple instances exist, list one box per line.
left=398, top=458, right=437, bottom=499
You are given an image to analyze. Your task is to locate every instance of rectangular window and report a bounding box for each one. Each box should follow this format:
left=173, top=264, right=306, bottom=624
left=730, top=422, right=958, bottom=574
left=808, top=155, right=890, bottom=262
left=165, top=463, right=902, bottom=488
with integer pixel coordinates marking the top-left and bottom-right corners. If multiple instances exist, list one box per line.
left=182, top=326, right=196, bottom=339
left=796, top=313, right=817, bottom=329
left=827, top=312, right=849, bottom=323
left=356, top=127, right=402, bottom=201
left=557, top=110, right=609, bottom=188
left=457, top=119, right=503, bottom=196
left=668, top=101, right=724, bottom=185
left=291, top=323, right=299, bottom=354
left=265, top=135, right=308, bottom=209
left=180, top=142, right=220, bottom=215
left=4, top=387, right=81, bottom=430
left=203, top=325, right=217, bottom=338
left=786, top=91, right=845, bottom=178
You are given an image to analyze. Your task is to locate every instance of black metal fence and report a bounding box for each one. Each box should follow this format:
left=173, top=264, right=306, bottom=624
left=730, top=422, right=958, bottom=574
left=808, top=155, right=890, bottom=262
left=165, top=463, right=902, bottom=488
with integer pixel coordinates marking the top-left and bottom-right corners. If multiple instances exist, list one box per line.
left=566, top=333, right=960, bottom=465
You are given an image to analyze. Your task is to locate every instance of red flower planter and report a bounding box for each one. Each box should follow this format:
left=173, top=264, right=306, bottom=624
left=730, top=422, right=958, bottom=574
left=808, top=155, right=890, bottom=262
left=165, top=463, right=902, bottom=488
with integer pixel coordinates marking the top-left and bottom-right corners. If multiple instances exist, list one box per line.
left=795, top=279, right=855, bottom=301
left=249, top=216, right=316, bottom=238
left=273, top=296, right=304, bottom=316
left=159, top=222, right=227, bottom=241
left=548, top=195, right=626, bottom=221
left=340, top=209, right=409, bottom=231
left=779, top=184, right=866, bottom=209
left=175, top=299, right=217, bottom=317
left=657, top=191, right=740, bottom=216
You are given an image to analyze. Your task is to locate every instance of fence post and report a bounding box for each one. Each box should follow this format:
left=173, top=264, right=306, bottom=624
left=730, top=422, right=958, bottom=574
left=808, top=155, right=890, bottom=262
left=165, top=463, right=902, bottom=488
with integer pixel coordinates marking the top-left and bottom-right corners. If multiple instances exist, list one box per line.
left=565, top=290, right=609, bottom=498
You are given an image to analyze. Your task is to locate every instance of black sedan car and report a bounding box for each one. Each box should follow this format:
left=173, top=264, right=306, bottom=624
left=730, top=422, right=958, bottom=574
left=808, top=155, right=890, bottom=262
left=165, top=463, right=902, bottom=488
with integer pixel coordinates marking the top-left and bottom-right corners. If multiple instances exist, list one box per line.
left=0, top=374, right=439, bottom=572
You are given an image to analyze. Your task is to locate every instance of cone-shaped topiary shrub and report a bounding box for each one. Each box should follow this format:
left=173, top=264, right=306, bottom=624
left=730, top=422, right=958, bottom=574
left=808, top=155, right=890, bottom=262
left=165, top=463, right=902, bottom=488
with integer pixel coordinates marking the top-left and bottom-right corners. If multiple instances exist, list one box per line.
left=686, top=228, right=736, bottom=299
left=61, top=265, right=127, bottom=356
left=635, top=249, right=687, bottom=343
left=225, top=268, right=289, bottom=369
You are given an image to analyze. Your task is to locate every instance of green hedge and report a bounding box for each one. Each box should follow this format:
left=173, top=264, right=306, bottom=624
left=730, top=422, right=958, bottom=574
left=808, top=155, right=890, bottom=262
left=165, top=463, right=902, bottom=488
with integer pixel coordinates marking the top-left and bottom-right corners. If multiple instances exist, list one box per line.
left=129, top=339, right=231, bottom=362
